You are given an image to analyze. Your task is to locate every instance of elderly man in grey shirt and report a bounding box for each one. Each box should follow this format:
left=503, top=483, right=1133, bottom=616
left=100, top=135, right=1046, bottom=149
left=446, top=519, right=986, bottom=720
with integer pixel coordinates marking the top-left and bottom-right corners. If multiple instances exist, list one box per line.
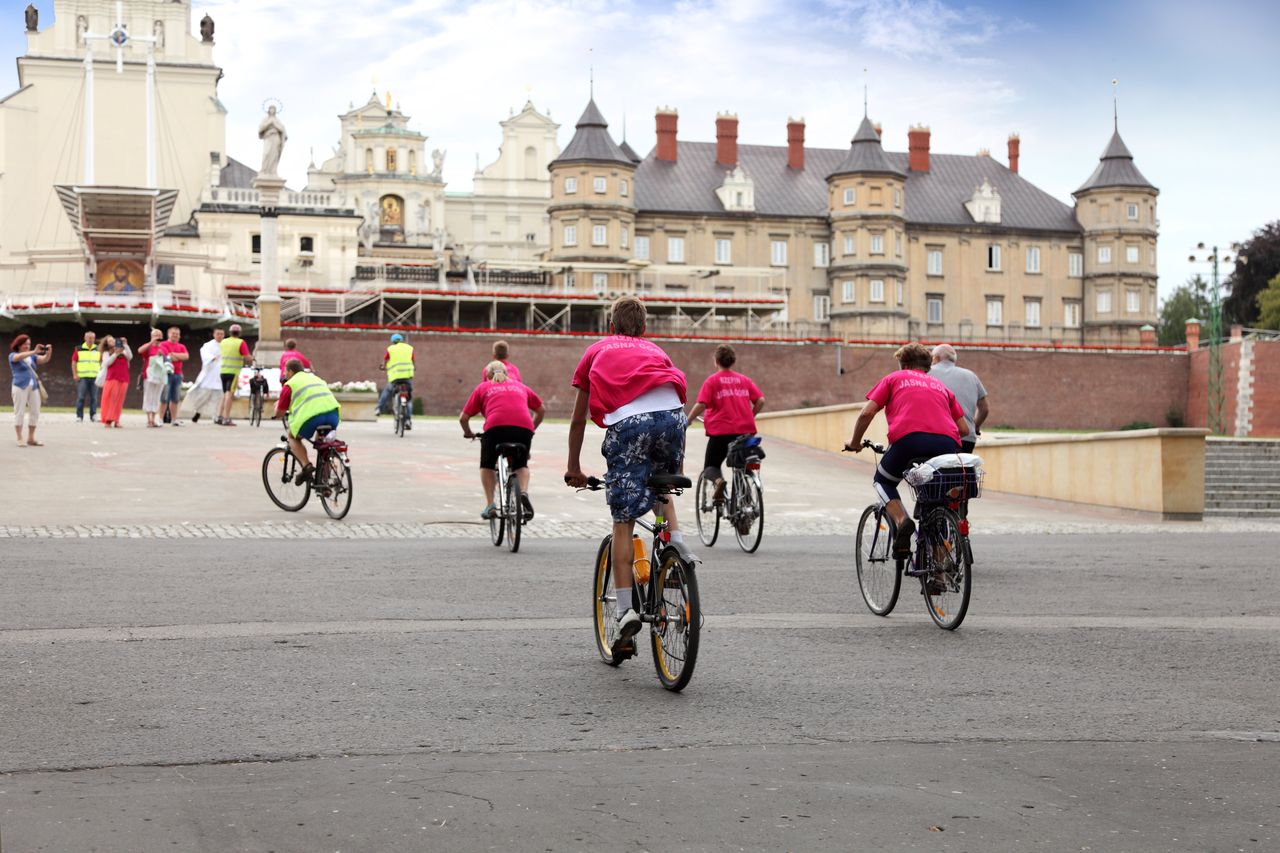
left=930, top=344, right=989, bottom=453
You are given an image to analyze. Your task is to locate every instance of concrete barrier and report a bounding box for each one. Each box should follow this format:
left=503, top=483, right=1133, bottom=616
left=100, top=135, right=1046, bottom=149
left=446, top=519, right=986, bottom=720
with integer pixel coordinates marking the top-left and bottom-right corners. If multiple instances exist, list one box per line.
left=757, top=403, right=1207, bottom=519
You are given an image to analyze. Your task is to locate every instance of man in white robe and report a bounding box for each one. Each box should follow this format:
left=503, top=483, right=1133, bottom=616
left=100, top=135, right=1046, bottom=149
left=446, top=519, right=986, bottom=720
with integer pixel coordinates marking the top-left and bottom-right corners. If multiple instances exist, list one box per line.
left=180, top=329, right=225, bottom=422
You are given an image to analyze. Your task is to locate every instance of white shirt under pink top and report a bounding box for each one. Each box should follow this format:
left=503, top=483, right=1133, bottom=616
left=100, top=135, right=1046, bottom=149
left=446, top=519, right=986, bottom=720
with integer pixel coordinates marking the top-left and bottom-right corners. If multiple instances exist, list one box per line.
left=571, top=335, right=687, bottom=428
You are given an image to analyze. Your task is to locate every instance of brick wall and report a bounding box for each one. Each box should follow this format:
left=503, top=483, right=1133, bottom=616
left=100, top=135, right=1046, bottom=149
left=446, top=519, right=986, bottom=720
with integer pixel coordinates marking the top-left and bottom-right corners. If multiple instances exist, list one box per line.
left=1249, top=341, right=1280, bottom=436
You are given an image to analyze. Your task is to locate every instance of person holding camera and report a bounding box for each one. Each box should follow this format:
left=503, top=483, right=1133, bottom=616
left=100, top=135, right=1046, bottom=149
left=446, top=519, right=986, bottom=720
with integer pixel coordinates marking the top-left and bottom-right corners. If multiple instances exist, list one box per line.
left=98, top=334, right=133, bottom=428
left=9, top=334, right=52, bottom=447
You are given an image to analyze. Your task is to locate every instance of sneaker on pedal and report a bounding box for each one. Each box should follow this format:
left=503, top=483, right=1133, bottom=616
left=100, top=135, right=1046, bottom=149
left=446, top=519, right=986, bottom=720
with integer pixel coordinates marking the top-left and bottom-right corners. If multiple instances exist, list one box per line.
left=294, top=464, right=314, bottom=487
left=892, top=518, right=915, bottom=558
left=520, top=493, right=534, bottom=521
left=712, top=479, right=726, bottom=505
left=480, top=503, right=497, bottom=520
left=616, top=608, right=642, bottom=643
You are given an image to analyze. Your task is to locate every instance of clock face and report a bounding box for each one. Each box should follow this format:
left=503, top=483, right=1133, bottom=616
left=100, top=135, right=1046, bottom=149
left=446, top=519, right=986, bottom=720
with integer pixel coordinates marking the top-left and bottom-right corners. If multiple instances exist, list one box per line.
left=110, top=27, right=129, bottom=47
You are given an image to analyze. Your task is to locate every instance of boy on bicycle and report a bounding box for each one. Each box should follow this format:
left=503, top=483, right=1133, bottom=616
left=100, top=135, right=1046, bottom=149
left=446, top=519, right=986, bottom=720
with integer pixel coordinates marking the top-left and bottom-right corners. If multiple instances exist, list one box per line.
left=275, top=359, right=341, bottom=485
left=564, top=297, right=690, bottom=644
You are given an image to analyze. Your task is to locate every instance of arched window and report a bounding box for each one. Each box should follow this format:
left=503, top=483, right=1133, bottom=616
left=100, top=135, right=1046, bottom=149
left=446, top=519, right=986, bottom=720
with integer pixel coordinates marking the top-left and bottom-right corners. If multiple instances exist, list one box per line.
left=408, top=150, right=417, bottom=175
left=366, top=148, right=374, bottom=174
left=524, top=146, right=537, bottom=177
left=386, top=147, right=398, bottom=173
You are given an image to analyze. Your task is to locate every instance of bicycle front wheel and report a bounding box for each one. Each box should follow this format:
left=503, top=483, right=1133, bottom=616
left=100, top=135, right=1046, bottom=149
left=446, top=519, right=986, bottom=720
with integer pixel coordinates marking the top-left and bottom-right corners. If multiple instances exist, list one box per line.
left=733, top=471, right=765, bottom=554
left=591, top=535, right=626, bottom=666
left=921, top=507, right=970, bottom=630
left=694, top=470, right=720, bottom=547
left=318, top=453, right=353, bottom=520
left=262, top=447, right=310, bottom=512
left=650, top=549, right=700, bottom=692
left=505, top=475, right=522, bottom=553
left=855, top=504, right=900, bottom=616
left=489, top=460, right=506, bottom=546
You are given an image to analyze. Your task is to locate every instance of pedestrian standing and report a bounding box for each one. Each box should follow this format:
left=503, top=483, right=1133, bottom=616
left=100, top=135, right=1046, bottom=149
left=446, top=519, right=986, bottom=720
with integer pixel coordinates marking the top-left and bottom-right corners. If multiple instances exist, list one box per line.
left=138, top=328, right=168, bottom=428
left=929, top=344, right=989, bottom=454
left=10, top=334, right=52, bottom=447
left=278, top=338, right=311, bottom=375
left=158, top=326, right=189, bottom=426
left=180, top=328, right=224, bottom=423
left=71, top=330, right=100, bottom=422
left=99, top=335, right=132, bottom=428
left=216, top=323, right=252, bottom=426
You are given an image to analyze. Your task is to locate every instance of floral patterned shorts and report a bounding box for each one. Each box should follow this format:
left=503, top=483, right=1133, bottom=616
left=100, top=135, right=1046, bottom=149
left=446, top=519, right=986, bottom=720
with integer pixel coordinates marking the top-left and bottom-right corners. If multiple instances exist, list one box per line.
left=601, top=408, right=688, bottom=523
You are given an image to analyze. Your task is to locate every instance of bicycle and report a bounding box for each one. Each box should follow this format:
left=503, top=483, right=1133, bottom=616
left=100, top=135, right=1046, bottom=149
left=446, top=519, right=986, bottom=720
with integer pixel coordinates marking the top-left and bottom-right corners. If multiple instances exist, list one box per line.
left=849, top=440, right=978, bottom=630
left=473, top=433, right=531, bottom=553
left=262, top=419, right=354, bottom=519
left=248, top=368, right=268, bottom=427
left=694, top=434, right=765, bottom=553
left=580, top=474, right=702, bottom=692
left=392, top=380, right=412, bottom=437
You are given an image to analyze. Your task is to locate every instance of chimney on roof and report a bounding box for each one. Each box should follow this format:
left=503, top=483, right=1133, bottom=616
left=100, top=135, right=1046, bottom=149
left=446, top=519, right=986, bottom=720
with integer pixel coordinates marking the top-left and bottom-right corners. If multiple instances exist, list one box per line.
left=1007, top=132, right=1020, bottom=174
left=1139, top=324, right=1156, bottom=347
left=656, top=107, right=679, bottom=162
left=716, top=112, right=739, bottom=167
left=873, top=122, right=882, bottom=139
left=977, top=147, right=991, bottom=158
left=908, top=124, right=931, bottom=172
left=787, top=117, right=805, bottom=170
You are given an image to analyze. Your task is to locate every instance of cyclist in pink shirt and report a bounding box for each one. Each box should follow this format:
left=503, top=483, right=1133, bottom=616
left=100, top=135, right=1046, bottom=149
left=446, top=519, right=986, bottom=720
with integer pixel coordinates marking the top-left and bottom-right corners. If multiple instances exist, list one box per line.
left=460, top=361, right=545, bottom=520
left=479, top=339, right=522, bottom=384
left=278, top=339, right=312, bottom=375
left=845, top=343, right=967, bottom=556
left=687, top=344, right=764, bottom=503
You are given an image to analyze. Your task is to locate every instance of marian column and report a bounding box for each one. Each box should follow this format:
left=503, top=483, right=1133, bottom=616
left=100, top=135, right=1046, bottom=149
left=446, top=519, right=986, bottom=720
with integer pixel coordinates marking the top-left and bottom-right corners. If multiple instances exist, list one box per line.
left=253, top=105, right=287, bottom=364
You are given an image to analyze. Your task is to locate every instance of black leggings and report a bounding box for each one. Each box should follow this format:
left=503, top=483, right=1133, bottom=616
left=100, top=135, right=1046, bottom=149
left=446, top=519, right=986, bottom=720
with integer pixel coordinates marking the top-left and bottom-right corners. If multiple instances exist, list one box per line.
left=703, top=432, right=748, bottom=477
left=873, top=432, right=962, bottom=503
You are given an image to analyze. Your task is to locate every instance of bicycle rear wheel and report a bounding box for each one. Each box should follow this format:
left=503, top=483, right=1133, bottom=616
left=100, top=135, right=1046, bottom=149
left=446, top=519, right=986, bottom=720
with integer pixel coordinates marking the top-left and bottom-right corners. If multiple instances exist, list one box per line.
left=591, top=535, right=626, bottom=666
left=394, top=396, right=406, bottom=437
left=318, top=453, right=353, bottom=520
left=694, top=470, right=720, bottom=547
left=650, top=549, right=700, bottom=692
left=733, top=470, right=764, bottom=554
left=262, top=447, right=310, bottom=512
left=855, top=504, right=900, bottom=616
left=921, top=507, right=970, bottom=630
left=505, top=474, right=522, bottom=553
left=489, top=459, right=506, bottom=546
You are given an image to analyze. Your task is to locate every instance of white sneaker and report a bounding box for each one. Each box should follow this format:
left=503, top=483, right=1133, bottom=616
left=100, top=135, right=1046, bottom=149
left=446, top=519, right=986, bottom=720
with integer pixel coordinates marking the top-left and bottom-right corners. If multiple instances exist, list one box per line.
left=615, top=608, right=642, bottom=642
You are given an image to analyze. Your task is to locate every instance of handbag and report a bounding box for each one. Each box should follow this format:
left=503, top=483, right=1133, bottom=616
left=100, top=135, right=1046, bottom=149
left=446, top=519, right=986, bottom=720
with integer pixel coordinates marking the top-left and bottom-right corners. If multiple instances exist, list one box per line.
left=95, top=362, right=108, bottom=389
left=37, top=375, right=49, bottom=404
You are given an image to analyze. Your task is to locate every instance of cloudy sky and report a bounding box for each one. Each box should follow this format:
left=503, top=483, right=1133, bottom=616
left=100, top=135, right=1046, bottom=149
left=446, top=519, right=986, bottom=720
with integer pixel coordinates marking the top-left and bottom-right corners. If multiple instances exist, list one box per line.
left=6, top=0, right=1278, bottom=297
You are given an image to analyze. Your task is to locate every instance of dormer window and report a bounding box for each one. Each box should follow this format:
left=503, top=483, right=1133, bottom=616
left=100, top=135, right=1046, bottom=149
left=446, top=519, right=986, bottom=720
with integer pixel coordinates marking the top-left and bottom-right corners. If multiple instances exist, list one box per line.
left=715, top=165, right=755, bottom=212
left=964, top=179, right=1002, bottom=224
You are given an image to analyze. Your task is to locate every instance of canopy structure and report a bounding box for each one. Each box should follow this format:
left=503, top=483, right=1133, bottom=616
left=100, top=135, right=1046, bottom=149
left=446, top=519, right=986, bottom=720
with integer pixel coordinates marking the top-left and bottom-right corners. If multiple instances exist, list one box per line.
left=54, top=185, right=179, bottom=261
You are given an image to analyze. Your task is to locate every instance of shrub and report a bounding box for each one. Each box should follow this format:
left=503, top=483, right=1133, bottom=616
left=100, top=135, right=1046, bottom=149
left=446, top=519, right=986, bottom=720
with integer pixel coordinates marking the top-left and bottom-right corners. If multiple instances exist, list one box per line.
left=412, top=396, right=425, bottom=416
left=1120, top=420, right=1156, bottom=431
left=1166, top=407, right=1185, bottom=428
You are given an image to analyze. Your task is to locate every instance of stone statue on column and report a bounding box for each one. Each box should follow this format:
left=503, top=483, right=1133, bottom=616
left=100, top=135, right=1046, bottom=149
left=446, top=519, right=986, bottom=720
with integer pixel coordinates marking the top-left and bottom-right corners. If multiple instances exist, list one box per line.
left=430, top=149, right=445, bottom=180
left=259, top=106, right=287, bottom=177
left=200, top=14, right=214, bottom=43
left=25, top=4, right=38, bottom=32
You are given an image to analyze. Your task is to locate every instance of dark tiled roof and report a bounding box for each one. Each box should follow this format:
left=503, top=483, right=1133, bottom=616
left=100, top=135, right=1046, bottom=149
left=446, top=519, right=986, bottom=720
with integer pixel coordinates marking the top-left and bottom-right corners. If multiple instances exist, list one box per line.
left=220, top=157, right=258, bottom=189
left=828, top=116, right=906, bottom=179
left=618, top=139, right=642, bottom=164
left=552, top=99, right=632, bottom=168
left=1074, top=129, right=1156, bottom=194
left=634, top=142, right=1080, bottom=232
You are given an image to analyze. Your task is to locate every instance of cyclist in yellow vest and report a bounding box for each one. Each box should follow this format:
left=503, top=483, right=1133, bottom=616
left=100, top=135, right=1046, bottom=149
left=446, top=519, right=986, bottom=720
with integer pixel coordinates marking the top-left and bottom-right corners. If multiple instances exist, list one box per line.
left=216, top=323, right=254, bottom=426
left=274, top=359, right=342, bottom=483
left=71, top=330, right=101, bottom=422
left=377, top=333, right=416, bottom=428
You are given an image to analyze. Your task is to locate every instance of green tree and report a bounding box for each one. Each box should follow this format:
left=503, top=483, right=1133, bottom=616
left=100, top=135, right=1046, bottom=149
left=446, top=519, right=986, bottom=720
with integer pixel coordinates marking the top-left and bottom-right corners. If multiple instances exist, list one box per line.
left=1224, top=221, right=1280, bottom=326
left=1158, top=275, right=1210, bottom=345
left=1257, top=273, right=1280, bottom=330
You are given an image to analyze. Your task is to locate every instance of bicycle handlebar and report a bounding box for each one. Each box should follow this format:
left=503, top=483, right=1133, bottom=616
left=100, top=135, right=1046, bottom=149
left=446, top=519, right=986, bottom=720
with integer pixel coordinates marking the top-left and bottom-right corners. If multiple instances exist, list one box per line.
left=566, top=474, right=604, bottom=491
left=841, top=439, right=886, bottom=454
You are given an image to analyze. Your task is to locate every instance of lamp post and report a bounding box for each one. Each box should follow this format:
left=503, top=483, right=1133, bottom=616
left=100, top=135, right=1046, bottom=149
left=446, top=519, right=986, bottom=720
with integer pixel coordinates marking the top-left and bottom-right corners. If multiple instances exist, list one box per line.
left=1188, top=242, right=1246, bottom=434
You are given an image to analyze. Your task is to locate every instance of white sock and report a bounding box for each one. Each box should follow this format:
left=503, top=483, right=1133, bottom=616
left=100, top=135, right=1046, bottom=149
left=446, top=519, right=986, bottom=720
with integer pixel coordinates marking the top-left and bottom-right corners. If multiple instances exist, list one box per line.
left=615, top=587, right=633, bottom=617
left=669, top=530, right=684, bottom=545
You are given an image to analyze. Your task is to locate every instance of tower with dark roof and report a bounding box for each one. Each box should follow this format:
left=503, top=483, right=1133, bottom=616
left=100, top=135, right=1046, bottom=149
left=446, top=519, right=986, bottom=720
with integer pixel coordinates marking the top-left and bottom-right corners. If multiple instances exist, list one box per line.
left=1072, top=126, right=1159, bottom=344
left=826, top=116, right=910, bottom=335
left=546, top=98, right=638, bottom=295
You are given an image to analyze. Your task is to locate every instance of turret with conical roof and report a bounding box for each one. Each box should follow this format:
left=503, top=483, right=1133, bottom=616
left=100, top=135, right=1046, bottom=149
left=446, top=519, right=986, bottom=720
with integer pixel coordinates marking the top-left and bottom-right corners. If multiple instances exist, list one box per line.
left=1072, top=123, right=1159, bottom=344
left=547, top=97, right=638, bottom=295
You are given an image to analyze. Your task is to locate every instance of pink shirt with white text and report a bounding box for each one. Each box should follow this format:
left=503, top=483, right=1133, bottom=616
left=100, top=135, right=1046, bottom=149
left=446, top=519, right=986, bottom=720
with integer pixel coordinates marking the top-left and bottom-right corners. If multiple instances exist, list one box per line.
left=866, top=369, right=963, bottom=444
left=697, top=369, right=762, bottom=436
left=571, top=336, right=687, bottom=427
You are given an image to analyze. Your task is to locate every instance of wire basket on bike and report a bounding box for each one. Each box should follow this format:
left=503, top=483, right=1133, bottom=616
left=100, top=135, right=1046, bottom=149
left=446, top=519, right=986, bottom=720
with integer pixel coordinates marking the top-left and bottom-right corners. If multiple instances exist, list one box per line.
left=906, top=463, right=983, bottom=503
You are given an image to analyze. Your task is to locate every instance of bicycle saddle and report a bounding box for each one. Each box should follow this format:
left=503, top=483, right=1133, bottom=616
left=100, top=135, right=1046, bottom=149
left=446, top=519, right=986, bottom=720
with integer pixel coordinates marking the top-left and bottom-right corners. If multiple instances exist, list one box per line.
left=313, top=425, right=335, bottom=438
left=648, top=474, right=692, bottom=490
left=495, top=442, right=525, bottom=454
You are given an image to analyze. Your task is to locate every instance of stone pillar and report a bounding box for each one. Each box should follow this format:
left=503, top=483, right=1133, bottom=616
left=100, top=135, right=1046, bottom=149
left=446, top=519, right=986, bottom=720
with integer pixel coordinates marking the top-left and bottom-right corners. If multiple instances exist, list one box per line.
left=253, top=174, right=287, bottom=366
left=1184, top=318, right=1201, bottom=350
left=1139, top=324, right=1156, bottom=347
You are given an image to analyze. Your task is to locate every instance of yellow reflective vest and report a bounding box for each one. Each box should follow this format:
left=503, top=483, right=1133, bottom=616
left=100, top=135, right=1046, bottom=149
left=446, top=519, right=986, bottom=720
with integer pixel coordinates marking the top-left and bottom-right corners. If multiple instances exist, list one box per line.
left=385, top=342, right=415, bottom=382
left=220, top=336, right=247, bottom=375
left=75, top=343, right=102, bottom=378
left=285, top=372, right=340, bottom=436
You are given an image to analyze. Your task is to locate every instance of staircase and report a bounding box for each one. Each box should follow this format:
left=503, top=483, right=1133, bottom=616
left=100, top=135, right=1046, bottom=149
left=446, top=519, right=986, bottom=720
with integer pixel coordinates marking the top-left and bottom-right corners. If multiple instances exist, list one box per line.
left=1204, top=439, right=1280, bottom=518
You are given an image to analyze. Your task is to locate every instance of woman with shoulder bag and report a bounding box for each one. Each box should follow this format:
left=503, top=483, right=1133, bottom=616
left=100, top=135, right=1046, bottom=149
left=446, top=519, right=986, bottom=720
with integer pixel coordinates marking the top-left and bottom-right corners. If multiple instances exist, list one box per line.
left=99, top=335, right=132, bottom=428
left=9, top=334, right=53, bottom=447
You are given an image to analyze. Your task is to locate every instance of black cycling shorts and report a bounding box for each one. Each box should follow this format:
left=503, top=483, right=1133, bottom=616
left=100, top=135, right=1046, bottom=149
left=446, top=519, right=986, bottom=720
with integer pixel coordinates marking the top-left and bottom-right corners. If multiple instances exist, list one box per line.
left=480, top=425, right=533, bottom=470
left=873, top=432, right=961, bottom=504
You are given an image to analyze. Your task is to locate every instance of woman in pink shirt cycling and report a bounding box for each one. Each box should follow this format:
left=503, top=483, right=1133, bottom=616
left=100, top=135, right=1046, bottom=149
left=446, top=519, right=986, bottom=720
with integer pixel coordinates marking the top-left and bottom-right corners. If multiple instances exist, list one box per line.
left=564, top=297, right=690, bottom=645
left=845, top=342, right=968, bottom=556
left=460, top=361, right=545, bottom=520
left=688, top=343, right=765, bottom=504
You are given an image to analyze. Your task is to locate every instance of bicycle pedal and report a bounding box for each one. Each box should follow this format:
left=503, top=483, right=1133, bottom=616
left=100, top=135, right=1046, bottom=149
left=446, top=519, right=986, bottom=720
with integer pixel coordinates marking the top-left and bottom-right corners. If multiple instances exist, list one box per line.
left=613, top=641, right=636, bottom=660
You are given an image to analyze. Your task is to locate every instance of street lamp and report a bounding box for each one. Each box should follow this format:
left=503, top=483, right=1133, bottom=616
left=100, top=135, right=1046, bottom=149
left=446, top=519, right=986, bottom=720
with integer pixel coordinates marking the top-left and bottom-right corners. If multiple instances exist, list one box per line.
left=1188, top=242, right=1245, bottom=434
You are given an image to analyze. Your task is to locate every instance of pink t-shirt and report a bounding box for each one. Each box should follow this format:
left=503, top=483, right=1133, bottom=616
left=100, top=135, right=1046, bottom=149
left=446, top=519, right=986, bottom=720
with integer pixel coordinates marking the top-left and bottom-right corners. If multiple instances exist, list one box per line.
left=571, top=335, right=687, bottom=428
left=479, top=360, right=521, bottom=383
left=463, top=380, right=544, bottom=431
left=159, top=341, right=188, bottom=376
left=697, top=369, right=763, bottom=436
left=866, top=369, right=964, bottom=444
left=279, top=349, right=312, bottom=374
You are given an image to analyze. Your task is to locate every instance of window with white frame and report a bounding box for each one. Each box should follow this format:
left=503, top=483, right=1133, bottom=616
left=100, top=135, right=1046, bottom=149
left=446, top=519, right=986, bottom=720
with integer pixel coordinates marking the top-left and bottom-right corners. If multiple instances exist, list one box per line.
left=1149, top=248, right=1156, bottom=266
left=1064, top=300, right=1081, bottom=327
left=1025, top=298, right=1041, bottom=327
left=986, top=297, right=1004, bottom=326
left=634, top=235, right=650, bottom=260
left=1069, top=252, right=1083, bottom=277
left=593, top=176, right=607, bottom=194
left=842, top=281, right=854, bottom=303
left=592, top=224, right=607, bottom=246
left=870, top=234, right=884, bottom=255
left=893, top=189, right=902, bottom=208
left=562, top=224, right=577, bottom=246
left=869, top=279, right=885, bottom=303
left=620, top=178, right=629, bottom=197
left=895, top=280, right=904, bottom=306
left=770, top=239, right=788, bottom=266
left=564, top=176, right=577, bottom=194
left=566, top=272, right=576, bottom=289
left=987, top=244, right=1002, bottom=271
left=814, top=242, right=830, bottom=267
left=894, top=233, right=902, bottom=258
left=1127, top=203, right=1138, bottom=220
left=813, top=294, right=831, bottom=322
left=927, top=296, right=943, bottom=324
left=667, top=236, right=685, bottom=263
left=927, top=249, right=943, bottom=276
left=1126, top=288, right=1140, bottom=313
left=621, top=226, right=629, bottom=249
left=715, top=238, right=732, bottom=265
left=843, top=188, right=855, bottom=205
left=1026, top=246, right=1041, bottom=273
left=843, top=235, right=855, bottom=256
left=1098, top=245, right=1112, bottom=264
left=1126, top=245, right=1139, bottom=264
left=1096, top=289, right=1113, bottom=313
left=592, top=272, right=607, bottom=294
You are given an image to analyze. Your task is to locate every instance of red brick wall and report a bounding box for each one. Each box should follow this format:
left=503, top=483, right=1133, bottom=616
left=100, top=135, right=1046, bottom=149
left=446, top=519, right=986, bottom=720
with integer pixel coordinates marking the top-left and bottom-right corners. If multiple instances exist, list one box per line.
left=1250, top=341, right=1280, bottom=436
left=1186, top=343, right=1241, bottom=431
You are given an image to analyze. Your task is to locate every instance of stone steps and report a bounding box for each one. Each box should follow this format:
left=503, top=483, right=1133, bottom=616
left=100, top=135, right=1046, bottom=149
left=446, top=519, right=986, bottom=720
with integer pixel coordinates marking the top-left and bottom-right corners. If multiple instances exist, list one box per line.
left=1203, top=440, right=1280, bottom=518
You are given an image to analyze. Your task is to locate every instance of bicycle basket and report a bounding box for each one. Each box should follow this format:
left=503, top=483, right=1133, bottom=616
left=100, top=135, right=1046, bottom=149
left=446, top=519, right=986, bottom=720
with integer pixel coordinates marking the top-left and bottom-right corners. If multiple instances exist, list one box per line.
left=726, top=435, right=765, bottom=468
left=907, top=466, right=983, bottom=502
